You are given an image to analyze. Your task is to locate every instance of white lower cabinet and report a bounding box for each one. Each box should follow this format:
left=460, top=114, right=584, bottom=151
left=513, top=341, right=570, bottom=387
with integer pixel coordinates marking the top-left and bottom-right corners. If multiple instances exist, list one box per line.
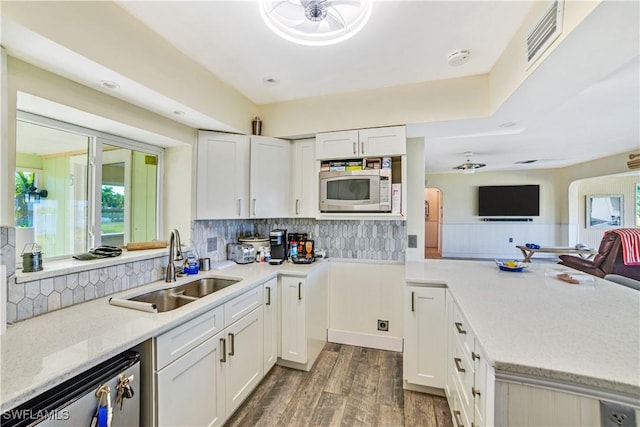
left=446, top=298, right=494, bottom=427
left=222, top=306, right=264, bottom=416
left=279, top=263, right=329, bottom=371
left=280, top=276, right=307, bottom=364
left=154, top=284, right=264, bottom=427
left=263, top=278, right=279, bottom=373
left=157, top=332, right=225, bottom=427
left=404, top=285, right=446, bottom=389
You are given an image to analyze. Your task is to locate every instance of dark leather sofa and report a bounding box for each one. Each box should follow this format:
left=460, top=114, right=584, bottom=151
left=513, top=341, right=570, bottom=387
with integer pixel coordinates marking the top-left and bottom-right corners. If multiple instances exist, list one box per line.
left=558, top=232, right=640, bottom=280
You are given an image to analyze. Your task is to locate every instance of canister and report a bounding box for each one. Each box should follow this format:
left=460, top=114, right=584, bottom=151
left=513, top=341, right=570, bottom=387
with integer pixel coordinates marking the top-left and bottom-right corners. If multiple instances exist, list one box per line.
left=199, top=257, right=211, bottom=271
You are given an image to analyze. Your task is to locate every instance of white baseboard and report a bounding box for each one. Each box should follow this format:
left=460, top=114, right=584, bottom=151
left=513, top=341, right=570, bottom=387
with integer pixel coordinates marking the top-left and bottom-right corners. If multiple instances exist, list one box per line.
left=328, top=329, right=403, bottom=352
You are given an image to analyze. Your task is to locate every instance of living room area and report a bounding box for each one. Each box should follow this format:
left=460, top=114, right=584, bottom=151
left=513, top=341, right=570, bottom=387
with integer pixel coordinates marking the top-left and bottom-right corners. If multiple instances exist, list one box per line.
left=423, top=155, right=639, bottom=283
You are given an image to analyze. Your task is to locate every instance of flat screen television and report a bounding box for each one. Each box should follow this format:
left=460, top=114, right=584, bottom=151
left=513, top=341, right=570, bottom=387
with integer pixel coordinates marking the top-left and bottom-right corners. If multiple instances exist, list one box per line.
left=478, top=185, right=540, bottom=217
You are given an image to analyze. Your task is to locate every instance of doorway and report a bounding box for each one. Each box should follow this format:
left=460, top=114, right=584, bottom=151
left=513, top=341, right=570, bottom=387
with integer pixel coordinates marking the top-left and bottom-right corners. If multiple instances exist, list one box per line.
left=424, top=187, right=442, bottom=258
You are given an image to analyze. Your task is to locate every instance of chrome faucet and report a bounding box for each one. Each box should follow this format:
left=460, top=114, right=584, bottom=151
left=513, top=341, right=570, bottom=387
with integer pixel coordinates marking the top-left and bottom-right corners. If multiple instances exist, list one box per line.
left=165, top=229, right=184, bottom=282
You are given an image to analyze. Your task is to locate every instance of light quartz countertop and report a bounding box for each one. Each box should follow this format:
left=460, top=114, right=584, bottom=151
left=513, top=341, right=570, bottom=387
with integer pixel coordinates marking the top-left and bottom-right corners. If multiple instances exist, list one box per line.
left=1, top=259, right=326, bottom=412
left=406, top=259, right=640, bottom=401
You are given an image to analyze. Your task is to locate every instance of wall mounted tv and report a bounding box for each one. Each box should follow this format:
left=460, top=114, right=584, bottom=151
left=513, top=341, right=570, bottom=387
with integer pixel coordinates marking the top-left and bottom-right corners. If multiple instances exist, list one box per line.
left=478, top=185, right=540, bottom=217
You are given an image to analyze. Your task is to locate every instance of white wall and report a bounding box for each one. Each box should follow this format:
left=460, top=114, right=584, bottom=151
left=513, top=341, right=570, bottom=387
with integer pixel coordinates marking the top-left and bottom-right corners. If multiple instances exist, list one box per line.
left=328, top=261, right=404, bottom=352
left=405, top=137, right=425, bottom=262
left=2, top=58, right=195, bottom=233
left=426, top=169, right=566, bottom=259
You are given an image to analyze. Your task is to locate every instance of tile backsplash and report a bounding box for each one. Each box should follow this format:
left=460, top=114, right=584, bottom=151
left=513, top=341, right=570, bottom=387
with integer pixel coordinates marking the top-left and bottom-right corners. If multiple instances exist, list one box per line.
left=193, top=218, right=406, bottom=262
left=2, top=218, right=405, bottom=323
left=1, top=225, right=166, bottom=323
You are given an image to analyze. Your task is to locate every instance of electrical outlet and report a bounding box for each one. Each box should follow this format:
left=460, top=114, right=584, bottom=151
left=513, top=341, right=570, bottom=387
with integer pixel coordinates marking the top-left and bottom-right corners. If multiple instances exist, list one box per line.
left=207, top=237, right=217, bottom=252
left=600, top=400, right=636, bottom=427
left=408, top=235, right=417, bottom=248
left=377, top=320, right=389, bottom=331
left=509, top=237, right=513, bottom=243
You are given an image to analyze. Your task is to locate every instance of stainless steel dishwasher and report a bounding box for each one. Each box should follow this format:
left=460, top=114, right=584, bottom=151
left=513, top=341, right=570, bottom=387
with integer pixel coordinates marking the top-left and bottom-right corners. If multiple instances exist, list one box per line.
left=2, top=350, right=140, bottom=427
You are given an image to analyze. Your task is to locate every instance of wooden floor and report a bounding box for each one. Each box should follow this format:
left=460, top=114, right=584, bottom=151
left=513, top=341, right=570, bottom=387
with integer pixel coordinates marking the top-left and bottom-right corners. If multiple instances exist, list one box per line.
left=225, top=343, right=453, bottom=427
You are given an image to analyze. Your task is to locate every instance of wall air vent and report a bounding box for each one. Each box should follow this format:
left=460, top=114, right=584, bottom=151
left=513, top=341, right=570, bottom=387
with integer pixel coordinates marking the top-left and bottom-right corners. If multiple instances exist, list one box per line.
left=526, top=0, right=564, bottom=69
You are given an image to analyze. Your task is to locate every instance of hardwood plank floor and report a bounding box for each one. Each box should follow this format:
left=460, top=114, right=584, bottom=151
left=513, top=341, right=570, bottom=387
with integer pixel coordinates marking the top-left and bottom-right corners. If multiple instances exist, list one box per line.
left=225, top=343, right=453, bottom=427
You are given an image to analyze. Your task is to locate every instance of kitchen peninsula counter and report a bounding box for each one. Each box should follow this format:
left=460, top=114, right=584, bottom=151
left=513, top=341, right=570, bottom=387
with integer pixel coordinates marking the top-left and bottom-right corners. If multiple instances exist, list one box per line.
left=406, top=259, right=640, bottom=403
left=1, top=260, right=327, bottom=412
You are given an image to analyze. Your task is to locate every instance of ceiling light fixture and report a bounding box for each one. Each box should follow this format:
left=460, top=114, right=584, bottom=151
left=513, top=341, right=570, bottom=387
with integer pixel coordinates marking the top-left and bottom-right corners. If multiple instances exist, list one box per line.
left=453, top=151, right=486, bottom=173
left=262, top=76, right=281, bottom=86
left=259, top=0, right=372, bottom=46
left=100, top=80, right=120, bottom=90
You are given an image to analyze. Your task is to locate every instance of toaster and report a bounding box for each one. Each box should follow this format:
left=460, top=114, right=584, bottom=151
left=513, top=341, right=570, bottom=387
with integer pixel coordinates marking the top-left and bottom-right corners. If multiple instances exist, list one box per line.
left=227, top=243, right=255, bottom=264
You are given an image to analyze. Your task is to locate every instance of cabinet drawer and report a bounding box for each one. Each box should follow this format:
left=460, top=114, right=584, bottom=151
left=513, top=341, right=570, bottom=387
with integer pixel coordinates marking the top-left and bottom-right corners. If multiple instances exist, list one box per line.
left=453, top=303, right=475, bottom=357
left=224, top=285, right=263, bottom=327
left=156, top=305, right=224, bottom=369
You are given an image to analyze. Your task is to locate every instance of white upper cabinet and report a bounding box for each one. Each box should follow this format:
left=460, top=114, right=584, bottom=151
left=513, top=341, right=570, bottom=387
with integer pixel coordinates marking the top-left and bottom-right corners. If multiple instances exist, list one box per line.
left=196, top=131, right=249, bottom=219
left=315, top=126, right=406, bottom=159
left=291, top=139, right=317, bottom=217
left=249, top=136, right=291, bottom=218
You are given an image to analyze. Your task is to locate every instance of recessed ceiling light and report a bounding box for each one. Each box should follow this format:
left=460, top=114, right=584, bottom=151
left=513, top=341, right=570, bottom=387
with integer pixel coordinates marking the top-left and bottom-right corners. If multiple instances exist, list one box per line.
left=447, top=50, right=470, bottom=67
left=100, top=80, right=120, bottom=90
left=262, top=76, right=280, bottom=86
left=499, top=121, right=517, bottom=128
left=172, top=110, right=185, bottom=116
left=515, top=160, right=538, bottom=164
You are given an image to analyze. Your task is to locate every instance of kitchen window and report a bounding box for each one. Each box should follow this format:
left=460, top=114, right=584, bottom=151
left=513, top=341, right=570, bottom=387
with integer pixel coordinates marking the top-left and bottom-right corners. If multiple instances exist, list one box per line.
left=15, top=112, right=163, bottom=259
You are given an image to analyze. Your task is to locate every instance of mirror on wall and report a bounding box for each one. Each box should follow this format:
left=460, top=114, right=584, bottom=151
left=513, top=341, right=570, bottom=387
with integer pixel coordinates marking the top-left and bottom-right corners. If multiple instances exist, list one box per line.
left=15, top=118, right=159, bottom=260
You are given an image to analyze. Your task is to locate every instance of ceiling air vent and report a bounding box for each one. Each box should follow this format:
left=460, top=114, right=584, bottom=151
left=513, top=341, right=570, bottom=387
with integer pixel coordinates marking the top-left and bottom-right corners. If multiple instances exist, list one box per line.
left=526, top=0, right=564, bottom=69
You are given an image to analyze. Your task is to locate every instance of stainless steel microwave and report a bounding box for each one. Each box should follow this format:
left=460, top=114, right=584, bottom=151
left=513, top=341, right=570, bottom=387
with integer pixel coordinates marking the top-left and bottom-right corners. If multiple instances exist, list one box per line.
left=319, top=169, right=391, bottom=212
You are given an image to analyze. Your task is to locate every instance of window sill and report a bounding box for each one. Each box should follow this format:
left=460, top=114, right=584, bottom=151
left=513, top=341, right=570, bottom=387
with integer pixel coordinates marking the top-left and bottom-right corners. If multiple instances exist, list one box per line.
left=15, top=248, right=167, bottom=283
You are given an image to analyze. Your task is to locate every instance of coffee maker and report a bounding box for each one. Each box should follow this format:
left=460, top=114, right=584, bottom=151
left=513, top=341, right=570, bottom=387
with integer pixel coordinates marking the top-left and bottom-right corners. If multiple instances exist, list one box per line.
left=269, top=229, right=287, bottom=262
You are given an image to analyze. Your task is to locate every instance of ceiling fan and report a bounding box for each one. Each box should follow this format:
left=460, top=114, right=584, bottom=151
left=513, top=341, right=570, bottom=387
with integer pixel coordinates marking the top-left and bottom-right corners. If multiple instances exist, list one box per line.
left=259, top=0, right=372, bottom=46
left=453, top=152, right=486, bottom=173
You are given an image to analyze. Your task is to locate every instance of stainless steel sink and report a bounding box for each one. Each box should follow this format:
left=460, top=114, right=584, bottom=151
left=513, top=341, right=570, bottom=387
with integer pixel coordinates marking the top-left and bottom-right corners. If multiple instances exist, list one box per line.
left=129, top=288, right=197, bottom=312
left=177, top=277, right=240, bottom=298
left=121, top=277, right=241, bottom=312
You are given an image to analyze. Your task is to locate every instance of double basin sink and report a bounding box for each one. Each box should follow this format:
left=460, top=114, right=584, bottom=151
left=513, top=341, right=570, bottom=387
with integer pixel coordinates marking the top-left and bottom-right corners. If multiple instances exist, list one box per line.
left=112, top=277, right=240, bottom=312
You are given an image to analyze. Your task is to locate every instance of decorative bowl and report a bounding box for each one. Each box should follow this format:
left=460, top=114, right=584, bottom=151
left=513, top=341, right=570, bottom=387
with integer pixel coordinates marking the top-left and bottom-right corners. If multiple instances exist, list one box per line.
left=495, top=259, right=529, bottom=272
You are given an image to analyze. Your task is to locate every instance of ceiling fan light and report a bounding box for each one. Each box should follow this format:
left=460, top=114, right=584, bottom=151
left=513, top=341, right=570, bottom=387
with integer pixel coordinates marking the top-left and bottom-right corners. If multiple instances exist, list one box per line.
left=259, top=0, right=372, bottom=46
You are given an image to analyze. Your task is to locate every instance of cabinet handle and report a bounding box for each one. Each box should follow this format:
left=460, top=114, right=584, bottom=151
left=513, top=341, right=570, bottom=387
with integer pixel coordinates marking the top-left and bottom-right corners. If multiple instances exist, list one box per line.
left=220, top=338, right=227, bottom=363
left=298, top=282, right=302, bottom=300
left=352, top=141, right=356, bottom=155
left=453, top=410, right=464, bottom=427
left=228, top=333, right=235, bottom=356
left=237, top=199, right=242, bottom=217
left=266, top=286, right=271, bottom=305
left=454, top=357, right=466, bottom=373
left=455, top=322, right=467, bottom=334
left=411, top=291, right=415, bottom=312
left=472, top=352, right=480, bottom=361
left=295, top=199, right=300, bottom=215
left=252, top=198, right=257, bottom=216
left=361, top=141, right=365, bottom=154
left=472, top=387, right=481, bottom=398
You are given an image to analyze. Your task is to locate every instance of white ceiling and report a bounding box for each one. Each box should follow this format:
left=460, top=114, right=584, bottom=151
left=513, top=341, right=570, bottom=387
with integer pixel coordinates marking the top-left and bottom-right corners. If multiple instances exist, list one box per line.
left=116, top=0, right=535, bottom=104
left=3, top=1, right=639, bottom=174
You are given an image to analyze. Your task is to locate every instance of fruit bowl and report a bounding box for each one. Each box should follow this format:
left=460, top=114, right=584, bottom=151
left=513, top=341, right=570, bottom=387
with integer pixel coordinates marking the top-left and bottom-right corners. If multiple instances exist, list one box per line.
left=495, top=259, right=529, bottom=272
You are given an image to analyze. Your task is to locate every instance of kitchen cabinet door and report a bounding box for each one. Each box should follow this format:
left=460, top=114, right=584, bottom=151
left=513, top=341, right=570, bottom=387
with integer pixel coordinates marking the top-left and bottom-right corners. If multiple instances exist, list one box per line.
left=263, top=277, right=279, bottom=373
left=291, top=139, right=317, bottom=217
left=315, top=129, right=359, bottom=159
left=358, top=126, right=406, bottom=157
left=196, top=131, right=249, bottom=219
left=404, top=286, right=446, bottom=389
left=223, top=306, right=264, bottom=416
left=249, top=136, right=291, bottom=218
left=157, top=332, right=225, bottom=427
left=280, top=276, right=307, bottom=364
